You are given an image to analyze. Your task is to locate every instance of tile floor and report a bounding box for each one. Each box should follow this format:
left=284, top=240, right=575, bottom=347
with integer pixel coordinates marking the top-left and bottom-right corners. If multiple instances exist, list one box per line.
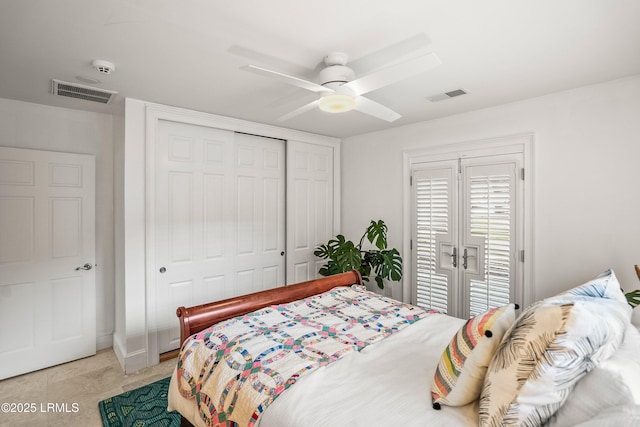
left=0, top=349, right=177, bottom=426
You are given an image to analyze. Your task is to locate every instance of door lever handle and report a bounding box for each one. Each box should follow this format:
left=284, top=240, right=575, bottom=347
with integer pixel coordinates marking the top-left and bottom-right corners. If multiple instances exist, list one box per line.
left=462, top=248, right=468, bottom=270
left=75, top=263, right=93, bottom=271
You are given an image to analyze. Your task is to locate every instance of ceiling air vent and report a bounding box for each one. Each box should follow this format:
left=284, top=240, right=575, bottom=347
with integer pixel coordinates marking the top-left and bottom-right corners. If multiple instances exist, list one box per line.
left=426, top=89, right=467, bottom=102
left=51, top=79, right=118, bottom=104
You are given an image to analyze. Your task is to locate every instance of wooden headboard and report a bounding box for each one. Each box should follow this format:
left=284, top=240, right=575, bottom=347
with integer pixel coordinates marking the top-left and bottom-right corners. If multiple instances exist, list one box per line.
left=176, top=270, right=363, bottom=344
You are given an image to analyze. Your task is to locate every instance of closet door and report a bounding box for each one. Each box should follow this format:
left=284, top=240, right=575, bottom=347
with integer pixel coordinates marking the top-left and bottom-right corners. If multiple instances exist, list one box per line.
left=286, top=141, right=335, bottom=284
left=412, top=154, right=522, bottom=318
left=155, top=121, right=285, bottom=352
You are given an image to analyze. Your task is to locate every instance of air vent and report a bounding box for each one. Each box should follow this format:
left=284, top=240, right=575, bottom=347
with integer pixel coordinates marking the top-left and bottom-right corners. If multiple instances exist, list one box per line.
left=51, top=79, right=118, bottom=104
left=426, top=89, right=467, bottom=102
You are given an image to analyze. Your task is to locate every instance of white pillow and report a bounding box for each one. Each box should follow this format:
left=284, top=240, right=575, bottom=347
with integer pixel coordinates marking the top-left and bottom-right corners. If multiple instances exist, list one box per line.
left=545, top=324, right=640, bottom=426
left=572, top=404, right=640, bottom=427
left=631, top=305, right=640, bottom=329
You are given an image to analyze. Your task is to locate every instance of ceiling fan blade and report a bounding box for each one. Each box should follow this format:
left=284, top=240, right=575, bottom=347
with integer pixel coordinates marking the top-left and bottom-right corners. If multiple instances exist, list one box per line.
left=277, top=99, right=320, bottom=122
left=348, top=33, right=432, bottom=75
left=343, top=52, right=442, bottom=96
left=354, top=96, right=401, bottom=122
left=242, top=65, right=329, bottom=93
left=229, top=45, right=314, bottom=78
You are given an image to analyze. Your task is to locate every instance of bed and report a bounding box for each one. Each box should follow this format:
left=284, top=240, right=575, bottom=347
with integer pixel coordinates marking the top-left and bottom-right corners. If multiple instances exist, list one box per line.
left=167, top=269, right=640, bottom=427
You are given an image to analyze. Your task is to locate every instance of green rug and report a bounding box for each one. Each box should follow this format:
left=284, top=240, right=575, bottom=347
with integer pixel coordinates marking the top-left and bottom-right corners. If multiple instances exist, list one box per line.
left=98, top=377, right=180, bottom=427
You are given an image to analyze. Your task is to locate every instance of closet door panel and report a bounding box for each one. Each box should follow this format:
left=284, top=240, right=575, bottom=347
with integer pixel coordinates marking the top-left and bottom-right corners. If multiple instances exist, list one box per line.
left=286, top=141, right=335, bottom=284
left=155, top=122, right=285, bottom=353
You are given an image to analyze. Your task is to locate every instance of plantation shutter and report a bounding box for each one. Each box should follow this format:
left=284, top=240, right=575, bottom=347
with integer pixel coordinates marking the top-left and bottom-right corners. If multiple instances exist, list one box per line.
left=412, top=163, right=456, bottom=314
left=411, top=153, right=522, bottom=319
left=461, top=161, right=517, bottom=318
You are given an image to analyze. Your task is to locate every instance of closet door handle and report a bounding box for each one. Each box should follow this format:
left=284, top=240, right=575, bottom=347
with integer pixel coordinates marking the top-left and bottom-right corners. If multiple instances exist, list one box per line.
left=451, top=247, right=457, bottom=268
left=462, top=248, right=468, bottom=270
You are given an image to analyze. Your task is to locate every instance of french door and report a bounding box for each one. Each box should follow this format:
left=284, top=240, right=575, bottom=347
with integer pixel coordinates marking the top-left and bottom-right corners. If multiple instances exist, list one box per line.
left=411, top=153, right=523, bottom=319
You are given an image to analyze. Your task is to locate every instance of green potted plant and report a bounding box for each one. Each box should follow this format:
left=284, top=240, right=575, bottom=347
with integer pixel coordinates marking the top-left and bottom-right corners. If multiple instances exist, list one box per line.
left=625, top=265, right=640, bottom=307
left=314, top=220, right=402, bottom=289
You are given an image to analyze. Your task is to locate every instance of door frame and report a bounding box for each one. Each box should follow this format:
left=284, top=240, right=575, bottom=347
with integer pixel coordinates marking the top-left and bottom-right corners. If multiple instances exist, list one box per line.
left=143, top=104, right=341, bottom=368
left=402, top=133, right=535, bottom=309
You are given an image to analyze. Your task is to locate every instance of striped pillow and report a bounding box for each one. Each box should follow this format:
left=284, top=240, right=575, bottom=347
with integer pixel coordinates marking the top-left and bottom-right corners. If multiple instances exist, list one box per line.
left=431, top=304, right=517, bottom=408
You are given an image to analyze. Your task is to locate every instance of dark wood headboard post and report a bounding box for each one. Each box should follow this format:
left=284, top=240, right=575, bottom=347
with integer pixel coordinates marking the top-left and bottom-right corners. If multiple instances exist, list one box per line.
left=176, top=270, right=363, bottom=345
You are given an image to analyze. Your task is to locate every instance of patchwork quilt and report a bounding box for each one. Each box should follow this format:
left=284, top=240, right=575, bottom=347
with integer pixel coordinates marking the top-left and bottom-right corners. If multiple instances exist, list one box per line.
left=175, top=286, right=431, bottom=426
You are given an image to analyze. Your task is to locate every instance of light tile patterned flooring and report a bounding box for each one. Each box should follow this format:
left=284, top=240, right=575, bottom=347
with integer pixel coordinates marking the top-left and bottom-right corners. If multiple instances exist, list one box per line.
left=0, top=349, right=177, bottom=426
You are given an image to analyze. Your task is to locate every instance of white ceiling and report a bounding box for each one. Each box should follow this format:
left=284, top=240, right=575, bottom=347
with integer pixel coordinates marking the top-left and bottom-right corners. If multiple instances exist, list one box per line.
left=1, top=0, right=639, bottom=138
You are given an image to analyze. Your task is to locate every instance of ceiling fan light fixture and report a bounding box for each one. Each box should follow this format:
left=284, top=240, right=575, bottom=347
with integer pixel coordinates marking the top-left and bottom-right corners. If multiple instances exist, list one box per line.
left=318, top=93, right=355, bottom=113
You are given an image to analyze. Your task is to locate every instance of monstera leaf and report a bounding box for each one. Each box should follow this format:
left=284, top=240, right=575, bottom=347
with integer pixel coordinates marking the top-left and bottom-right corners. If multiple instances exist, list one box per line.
left=315, top=235, right=362, bottom=276
left=626, top=289, right=640, bottom=308
left=366, top=220, right=388, bottom=250
left=315, top=220, right=402, bottom=289
left=629, top=265, right=640, bottom=307
left=374, top=249, right=403, bottom=284
left=335, top=239, right=362, bottom=272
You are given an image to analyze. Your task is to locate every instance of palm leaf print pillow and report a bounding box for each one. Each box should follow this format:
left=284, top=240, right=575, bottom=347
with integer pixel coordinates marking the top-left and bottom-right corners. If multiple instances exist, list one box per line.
left=479, top=270, right=631, bottom=427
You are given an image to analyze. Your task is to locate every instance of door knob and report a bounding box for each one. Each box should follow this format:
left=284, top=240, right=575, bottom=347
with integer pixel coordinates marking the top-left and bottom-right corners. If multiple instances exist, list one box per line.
left=75, top=263, right=93, bottom=271
left=159, top=267, right=166, bottom=273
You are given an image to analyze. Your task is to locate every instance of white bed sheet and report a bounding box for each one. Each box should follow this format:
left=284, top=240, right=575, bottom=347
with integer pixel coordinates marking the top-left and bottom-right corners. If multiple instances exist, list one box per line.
left=168, top=311, right=478, bottom=427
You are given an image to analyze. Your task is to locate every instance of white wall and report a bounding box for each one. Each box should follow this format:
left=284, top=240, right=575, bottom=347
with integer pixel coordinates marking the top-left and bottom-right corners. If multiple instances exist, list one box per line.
left=341, top=75, right=640, bottom=303
left=0, top=98, right=115, bottom=349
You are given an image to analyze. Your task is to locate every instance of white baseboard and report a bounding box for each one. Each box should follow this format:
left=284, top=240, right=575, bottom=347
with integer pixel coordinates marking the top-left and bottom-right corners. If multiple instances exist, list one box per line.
left=112, top=333, right=126, bottom=371
left=123, top=349, right=148, bottom=374
left=111, top=332, right=149, bottom=374
left=96, top=331, right=113, bottom=350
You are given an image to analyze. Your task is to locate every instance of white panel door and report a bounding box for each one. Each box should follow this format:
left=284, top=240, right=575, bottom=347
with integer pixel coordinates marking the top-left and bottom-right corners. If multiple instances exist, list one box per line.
left=286, top=141, right=334, bottom=284
left=155, top=122, right=285, bottom=353
left=0, top=147, right=95, bottom=380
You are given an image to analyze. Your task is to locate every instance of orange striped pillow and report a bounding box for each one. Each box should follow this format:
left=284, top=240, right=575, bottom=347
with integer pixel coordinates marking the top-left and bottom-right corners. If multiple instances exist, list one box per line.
left=431, top=304, right=517, bottom=408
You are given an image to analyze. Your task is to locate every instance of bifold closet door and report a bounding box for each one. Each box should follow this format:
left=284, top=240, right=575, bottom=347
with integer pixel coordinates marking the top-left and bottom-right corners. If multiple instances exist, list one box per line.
left=412, top=154, right=522, bottom=319
left=155, top=121, right=285, bottom=353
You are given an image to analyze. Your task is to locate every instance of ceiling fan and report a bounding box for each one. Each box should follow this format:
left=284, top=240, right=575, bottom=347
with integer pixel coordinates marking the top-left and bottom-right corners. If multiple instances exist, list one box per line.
left=242, top=49, right=441, bottom=122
